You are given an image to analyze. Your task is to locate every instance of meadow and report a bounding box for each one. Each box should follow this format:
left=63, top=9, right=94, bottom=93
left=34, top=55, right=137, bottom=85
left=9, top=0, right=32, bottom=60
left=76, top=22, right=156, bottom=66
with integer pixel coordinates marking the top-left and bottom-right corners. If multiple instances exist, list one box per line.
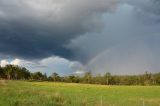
left=0, top=80, right=160, bottom=106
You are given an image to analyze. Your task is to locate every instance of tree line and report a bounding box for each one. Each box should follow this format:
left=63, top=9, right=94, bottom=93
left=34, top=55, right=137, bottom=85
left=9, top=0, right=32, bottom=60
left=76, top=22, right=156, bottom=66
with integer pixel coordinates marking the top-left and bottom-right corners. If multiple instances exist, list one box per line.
left=0, top=65, right=160, bottom=85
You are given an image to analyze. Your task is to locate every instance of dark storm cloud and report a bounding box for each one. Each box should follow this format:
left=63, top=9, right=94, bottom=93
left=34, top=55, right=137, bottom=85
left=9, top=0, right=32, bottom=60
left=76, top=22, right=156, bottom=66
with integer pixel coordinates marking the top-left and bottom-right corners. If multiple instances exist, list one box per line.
left=66, top=1, right=160, bottom=74
left=1, top=0, right=160, bottom=75
left=0, top=0, right=117, bottom=59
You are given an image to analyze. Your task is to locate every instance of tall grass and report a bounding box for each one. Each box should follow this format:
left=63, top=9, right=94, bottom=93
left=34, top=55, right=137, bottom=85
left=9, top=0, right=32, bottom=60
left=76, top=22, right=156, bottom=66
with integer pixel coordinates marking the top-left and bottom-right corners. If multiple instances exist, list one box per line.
left=0, top=80, right=160, bottom=106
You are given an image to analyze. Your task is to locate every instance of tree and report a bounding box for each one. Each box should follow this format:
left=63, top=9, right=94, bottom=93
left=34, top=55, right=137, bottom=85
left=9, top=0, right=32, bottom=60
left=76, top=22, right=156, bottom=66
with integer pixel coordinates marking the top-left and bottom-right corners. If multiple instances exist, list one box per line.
left=104, top=72, right=111, bottom=85
left=3, top=65, right=15, bottom=80
left=21, top=67, right=30, bottom=80
left=43, top=73, right=47, bottom=81
left=52, top=72, right=60, bottom=82
left=143, top=72, right=152, bottom=85
left=31, top=72, right=43, bottom=80
left=1, top=64, right=160, bottom=86
left=93, top=74, right=103, bottom=84
left=83, top=72, right=92, bottom=84
left=68, top=75, right=75, bottom=83
left=0, top=66, right=4, bottom=78
left=154, top=73, right=160, bottom=85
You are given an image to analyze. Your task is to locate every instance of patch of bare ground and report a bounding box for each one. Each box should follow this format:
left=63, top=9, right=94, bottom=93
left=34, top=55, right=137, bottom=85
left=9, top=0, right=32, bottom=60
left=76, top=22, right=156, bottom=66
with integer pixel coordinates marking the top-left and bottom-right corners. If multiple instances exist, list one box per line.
left=0, top=80, right=6, bottom=86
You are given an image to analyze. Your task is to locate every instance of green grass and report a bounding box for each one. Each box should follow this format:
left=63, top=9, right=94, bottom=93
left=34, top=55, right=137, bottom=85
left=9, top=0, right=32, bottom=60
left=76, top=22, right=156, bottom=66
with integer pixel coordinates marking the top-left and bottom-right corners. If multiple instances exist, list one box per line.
left=0, top=80, right=160, bottom=106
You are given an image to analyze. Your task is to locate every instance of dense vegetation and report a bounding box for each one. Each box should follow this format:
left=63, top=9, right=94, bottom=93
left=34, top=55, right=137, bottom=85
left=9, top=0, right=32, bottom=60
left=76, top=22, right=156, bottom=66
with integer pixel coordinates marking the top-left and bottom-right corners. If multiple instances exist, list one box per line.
left=0, top=65, right=160, bottom=85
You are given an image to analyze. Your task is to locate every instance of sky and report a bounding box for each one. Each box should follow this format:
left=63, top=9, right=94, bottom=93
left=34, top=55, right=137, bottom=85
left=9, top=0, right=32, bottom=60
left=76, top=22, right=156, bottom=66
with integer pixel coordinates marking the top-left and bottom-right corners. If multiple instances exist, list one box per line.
left=0, top=0, right=160, bottom=75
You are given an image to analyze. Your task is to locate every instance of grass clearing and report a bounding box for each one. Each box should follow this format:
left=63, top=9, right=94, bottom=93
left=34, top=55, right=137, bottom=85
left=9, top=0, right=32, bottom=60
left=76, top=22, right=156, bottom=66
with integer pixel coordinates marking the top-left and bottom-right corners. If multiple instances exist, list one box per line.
left=0, top=80, right=160, bottom=106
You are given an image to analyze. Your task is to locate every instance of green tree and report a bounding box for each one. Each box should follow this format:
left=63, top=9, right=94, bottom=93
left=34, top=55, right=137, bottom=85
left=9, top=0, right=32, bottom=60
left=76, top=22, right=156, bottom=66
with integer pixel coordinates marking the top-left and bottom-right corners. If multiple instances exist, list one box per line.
left=83, top=72, right=92, bottom=84
left=3, top=65, right=15, bottom=80
left=52, top=72, right=60, bottom=82
left=154, top=73, right=160, bottom=85
left=0, top=66, right=4, bottom=78
left=43, top=73, right=47, bottom=81
left=104, top=72, right=111, bottom=85
left=143, top=72, right=152, bottom=85
left=31, top=72, right=43, bottom=80
left=93, top=74, right=103, bottom=84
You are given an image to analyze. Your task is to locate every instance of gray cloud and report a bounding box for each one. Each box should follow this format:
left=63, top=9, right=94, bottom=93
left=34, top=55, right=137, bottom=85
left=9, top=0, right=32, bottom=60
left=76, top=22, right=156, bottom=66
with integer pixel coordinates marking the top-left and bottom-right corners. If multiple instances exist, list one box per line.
left=67, top=2, right=160, bottom=74
left=1, top=0, right=160, bottom=74
left=123, top=0, right=160, bottom=16
left=0, top=0, right=117, bottom=59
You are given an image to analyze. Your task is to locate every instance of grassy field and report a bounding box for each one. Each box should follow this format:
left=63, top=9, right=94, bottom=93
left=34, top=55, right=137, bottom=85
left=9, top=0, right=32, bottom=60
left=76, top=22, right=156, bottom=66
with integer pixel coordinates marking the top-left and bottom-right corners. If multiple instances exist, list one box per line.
left=0, top=80, right=160, bottom=106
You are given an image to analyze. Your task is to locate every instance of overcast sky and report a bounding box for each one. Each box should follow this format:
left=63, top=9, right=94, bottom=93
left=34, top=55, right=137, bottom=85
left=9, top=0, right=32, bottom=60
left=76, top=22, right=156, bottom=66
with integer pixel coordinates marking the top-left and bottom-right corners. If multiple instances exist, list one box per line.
left=0, top=0, right=160, bottom=75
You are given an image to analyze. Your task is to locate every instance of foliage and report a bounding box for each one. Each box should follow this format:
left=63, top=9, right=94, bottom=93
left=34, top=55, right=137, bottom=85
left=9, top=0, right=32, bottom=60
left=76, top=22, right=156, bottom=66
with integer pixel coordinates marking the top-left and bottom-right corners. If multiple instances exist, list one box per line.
left=0, top=65, right=160, bottom=85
